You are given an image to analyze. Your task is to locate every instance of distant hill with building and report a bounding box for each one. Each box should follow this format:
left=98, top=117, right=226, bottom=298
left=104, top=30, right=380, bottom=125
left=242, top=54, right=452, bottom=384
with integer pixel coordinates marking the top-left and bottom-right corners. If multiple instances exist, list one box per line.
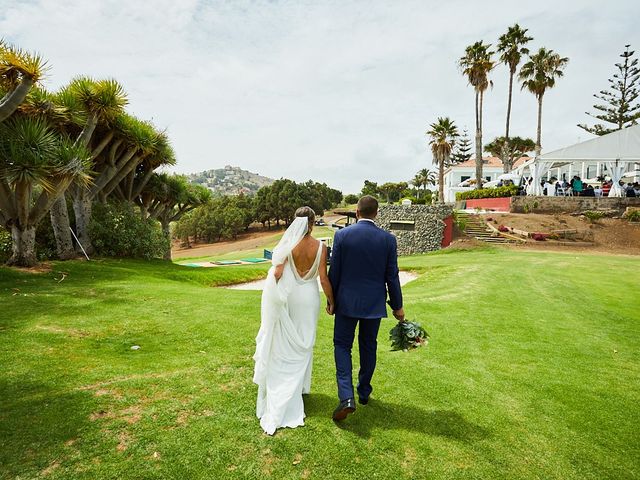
left=187, top=166, right=274, bottom=195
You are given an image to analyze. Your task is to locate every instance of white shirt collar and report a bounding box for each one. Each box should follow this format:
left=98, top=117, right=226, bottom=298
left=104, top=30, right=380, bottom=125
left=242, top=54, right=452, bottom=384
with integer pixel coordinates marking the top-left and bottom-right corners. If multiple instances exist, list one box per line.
left=358, top=218, right=376, bottom=223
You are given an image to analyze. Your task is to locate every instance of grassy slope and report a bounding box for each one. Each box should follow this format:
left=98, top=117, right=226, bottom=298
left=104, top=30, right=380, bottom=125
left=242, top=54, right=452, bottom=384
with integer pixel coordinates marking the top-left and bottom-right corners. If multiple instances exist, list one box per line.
left=0, top=249, right=639, bottom=479
left=176, top=226, right=336, bottom=263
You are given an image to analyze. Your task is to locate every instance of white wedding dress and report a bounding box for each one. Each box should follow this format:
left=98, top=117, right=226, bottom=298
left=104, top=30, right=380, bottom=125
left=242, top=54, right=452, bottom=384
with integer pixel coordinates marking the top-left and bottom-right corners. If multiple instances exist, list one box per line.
left=253, top=217, right=323, bottom=435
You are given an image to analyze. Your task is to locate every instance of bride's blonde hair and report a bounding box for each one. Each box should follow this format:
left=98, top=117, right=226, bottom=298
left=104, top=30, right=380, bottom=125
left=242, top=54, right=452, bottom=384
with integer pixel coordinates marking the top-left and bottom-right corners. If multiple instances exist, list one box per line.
left=295, top=206, right=316, bottom=233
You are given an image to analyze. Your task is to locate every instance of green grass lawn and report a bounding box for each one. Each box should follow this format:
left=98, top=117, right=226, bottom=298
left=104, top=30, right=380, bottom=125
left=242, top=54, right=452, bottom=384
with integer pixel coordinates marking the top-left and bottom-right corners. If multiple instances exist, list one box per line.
left=1, top=248, right=639, bottom=479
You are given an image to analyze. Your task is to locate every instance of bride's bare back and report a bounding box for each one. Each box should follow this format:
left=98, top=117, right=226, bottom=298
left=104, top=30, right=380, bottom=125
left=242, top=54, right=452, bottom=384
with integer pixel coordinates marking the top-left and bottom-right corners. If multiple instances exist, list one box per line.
left=291, top=236, right=321, bottom=277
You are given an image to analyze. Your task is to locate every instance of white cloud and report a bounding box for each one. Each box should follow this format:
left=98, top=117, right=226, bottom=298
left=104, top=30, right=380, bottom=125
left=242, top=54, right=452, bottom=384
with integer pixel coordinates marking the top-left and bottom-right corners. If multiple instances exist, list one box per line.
left=1, top=0, right=639, bottom=192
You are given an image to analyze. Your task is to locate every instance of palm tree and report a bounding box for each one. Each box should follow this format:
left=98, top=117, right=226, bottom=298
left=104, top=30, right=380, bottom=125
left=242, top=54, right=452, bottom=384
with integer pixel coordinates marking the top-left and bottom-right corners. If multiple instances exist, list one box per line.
left=459, top=41, right=495, bottom=188
left=426, top=117, right=458, bottom=203
left=497, top=24, right=533, bottom=172
left=411, top=168, right=434, bottom=198
left=519, top=48, right=569, bottom=156
left=0, top=41, right=47, bottom=122
left=418, top=168, right=436, bottom=194
left=411, top=173, right=424, bottom=198
left=0, top=116, right=91, bottom=266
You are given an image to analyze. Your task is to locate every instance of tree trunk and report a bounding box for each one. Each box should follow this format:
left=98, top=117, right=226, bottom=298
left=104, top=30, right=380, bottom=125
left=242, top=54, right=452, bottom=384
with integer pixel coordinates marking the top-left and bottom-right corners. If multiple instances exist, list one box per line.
left=161, top=220, right=172, bottom=261
left=475, top=91, right=483, bottom=189
left=501, top=143, right=510, bottom=173
left=8, top=225, right=37, bottom=267
left=535, top=95, right=543, bottom=157
left=438, top=155, right=445, bottom=203
left=0, top=77, right=34, bottom=122
left=72, top=192, right=94, bottom=255
left=503, top=70, right=514, bottom=173
left=50, top=195, right=76, bottom=260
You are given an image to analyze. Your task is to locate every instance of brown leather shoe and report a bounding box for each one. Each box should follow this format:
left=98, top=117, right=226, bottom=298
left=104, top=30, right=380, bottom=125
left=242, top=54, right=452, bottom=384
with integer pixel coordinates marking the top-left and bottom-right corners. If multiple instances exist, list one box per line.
left=332, top=398, right=356, bottom=421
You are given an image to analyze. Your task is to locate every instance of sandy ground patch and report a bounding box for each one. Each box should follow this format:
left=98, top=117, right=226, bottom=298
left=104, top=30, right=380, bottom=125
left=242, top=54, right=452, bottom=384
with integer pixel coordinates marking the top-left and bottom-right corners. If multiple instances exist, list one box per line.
left=172, top=228, right=282, bottom=259
left=486, top=213, right=640, bottom=255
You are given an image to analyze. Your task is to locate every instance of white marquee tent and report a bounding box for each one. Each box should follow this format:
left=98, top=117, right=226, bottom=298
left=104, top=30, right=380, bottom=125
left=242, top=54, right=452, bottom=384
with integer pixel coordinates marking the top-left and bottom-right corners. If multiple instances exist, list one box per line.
left=515, top=124, right=640, bottom=196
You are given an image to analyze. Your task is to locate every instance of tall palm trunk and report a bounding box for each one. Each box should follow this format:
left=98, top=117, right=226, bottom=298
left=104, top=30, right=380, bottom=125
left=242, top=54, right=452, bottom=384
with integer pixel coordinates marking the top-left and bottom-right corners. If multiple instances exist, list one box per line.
left=8, top=224, right=37, bottom=267
left=438, top=155, right=445, bottom=202
left=50, top=195, right=76, bottom=259
left=503, top=68, right=515, bottom=173
left=0, top=77, right=34, bottom=122
left=535, top=94, right=543, bottom=157
left=475, top=90, right=483, bottom=188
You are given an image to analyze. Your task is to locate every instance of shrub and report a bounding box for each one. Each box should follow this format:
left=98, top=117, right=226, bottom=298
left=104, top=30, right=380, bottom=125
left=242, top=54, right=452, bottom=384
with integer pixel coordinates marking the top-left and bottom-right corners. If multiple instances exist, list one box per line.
left=90, top=202, right=168, bottom=260
left=35, top=214, right=58, bottom=261
left=531, top=233, right=547, bottom=241
left=452, top=211, right=467, bottom=231
left=624, top=209, right=640, bottom=222
left=402, top=196, right=427, bottom=205
left=582, top=210, right=605, bottom=223
left=0, top=228, right=11, bottom=263
left=343, top=194, right=359, bottom=205
left=456, top=185, right=519, bottom=201
left=498, top=225, right=510, bottom=232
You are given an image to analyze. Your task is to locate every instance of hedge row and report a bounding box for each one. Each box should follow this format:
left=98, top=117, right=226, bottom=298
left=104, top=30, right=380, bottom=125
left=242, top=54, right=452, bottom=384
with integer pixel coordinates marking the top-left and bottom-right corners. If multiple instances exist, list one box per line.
left=456, top=185, right=519, bottom=201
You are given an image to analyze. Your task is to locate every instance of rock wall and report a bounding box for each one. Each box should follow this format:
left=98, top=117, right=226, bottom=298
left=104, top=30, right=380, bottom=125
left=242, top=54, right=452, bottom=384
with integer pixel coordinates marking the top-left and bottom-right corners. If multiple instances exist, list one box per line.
left=510, top=196, right=640, bottom=214
left=376, top=204, right=453, bottom=255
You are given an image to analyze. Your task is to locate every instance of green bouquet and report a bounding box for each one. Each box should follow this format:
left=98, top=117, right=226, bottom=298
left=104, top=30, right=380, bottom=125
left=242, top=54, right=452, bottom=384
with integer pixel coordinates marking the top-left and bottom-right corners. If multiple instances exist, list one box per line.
left=389, top=321, right=429, bottom=351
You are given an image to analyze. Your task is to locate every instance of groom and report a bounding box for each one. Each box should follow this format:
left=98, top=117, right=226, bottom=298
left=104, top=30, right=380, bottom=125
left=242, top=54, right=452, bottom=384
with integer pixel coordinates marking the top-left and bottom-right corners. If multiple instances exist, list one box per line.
left=328, top=195, right=404, bottom=421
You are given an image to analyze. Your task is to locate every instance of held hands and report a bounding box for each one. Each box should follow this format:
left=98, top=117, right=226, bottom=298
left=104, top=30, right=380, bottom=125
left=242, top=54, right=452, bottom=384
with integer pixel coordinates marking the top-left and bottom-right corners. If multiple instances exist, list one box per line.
left=393, top=307, right=406, bottom=322
left=326, top=301, right=335, bottom=315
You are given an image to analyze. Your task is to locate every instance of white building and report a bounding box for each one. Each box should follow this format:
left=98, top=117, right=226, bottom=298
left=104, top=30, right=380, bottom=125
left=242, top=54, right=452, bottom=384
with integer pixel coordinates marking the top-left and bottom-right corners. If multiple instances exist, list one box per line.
left=442, top=156, right=530, bottom=203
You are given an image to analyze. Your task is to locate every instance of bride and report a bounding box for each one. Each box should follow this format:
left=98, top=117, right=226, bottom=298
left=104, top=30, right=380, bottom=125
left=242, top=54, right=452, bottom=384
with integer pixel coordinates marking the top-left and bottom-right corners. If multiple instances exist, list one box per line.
left=253, top=206, right=334, bottom=435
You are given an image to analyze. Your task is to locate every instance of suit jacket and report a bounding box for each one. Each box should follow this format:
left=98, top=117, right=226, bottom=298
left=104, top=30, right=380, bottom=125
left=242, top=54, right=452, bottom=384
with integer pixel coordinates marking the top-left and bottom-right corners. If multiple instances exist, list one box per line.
left=329, top=219, right=403, bottom=319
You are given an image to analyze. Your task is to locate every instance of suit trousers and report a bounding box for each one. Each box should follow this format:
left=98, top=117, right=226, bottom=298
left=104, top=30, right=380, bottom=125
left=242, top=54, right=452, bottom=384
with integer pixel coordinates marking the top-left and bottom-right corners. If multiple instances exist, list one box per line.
left=333, top=313, right=382, bottom=401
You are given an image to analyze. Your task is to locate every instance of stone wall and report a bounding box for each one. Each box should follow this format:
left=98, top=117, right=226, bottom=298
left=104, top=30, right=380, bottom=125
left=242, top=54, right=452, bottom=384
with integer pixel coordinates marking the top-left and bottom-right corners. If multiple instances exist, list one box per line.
left=376, top=204, right=453, bottom=255
left=510, top=196, right=640, bottom=214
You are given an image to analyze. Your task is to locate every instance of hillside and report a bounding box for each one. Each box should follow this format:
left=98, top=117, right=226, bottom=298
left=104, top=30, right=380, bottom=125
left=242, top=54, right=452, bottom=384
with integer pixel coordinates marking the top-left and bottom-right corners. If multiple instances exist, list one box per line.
left=187, top=165, right=274, bottom=195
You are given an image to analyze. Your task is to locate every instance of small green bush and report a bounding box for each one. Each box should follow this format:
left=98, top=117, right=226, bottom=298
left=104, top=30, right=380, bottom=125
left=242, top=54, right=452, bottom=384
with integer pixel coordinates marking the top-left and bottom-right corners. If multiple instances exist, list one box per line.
left=582, top=210, right=605, bottom=223
left=456, top=185, right=519, bottom=201
left=343, top=194, right=359, bottom=205
left=90, top=202, right=168, bottom=260
left=624, top=209, right=640, bottom=222
left=401, top=196, right=427, bottom=205
left=0, top=228, right=11, bottom=263
left=452, top=211, right=467, bottom=231
left=35, top=215, right=58, bottom=261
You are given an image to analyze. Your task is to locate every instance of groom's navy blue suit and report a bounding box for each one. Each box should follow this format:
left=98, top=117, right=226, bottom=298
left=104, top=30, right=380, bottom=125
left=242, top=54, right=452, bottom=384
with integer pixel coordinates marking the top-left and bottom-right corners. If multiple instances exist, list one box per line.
left=329, top=218, right=403, bottom=401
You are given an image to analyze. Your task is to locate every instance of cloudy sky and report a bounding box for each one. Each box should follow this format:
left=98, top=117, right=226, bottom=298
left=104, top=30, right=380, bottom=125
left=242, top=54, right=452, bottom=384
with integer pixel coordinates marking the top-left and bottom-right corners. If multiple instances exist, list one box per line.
left=1, top=0, right=638, bottom=192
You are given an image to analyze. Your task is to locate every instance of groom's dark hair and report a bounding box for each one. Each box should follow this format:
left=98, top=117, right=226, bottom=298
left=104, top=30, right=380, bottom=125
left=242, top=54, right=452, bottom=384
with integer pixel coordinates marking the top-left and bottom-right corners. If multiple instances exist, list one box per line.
left=357, top=195, right=378, bottom=218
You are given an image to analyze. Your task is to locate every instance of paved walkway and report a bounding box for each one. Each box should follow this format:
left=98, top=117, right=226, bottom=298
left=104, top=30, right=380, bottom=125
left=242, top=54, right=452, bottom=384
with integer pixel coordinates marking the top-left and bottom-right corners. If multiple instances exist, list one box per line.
left=225, top=271, right=419, bottom=291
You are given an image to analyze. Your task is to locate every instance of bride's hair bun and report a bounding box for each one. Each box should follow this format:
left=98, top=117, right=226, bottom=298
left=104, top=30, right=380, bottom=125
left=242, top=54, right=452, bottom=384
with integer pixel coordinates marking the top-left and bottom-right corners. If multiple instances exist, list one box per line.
left=295, top=206, right=316, bottom=227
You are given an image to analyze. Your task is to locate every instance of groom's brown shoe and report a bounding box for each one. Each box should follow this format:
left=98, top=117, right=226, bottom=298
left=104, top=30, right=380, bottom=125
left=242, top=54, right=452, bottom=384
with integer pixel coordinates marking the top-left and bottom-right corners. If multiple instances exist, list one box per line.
left=332, top=398, right=356, bottom=421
